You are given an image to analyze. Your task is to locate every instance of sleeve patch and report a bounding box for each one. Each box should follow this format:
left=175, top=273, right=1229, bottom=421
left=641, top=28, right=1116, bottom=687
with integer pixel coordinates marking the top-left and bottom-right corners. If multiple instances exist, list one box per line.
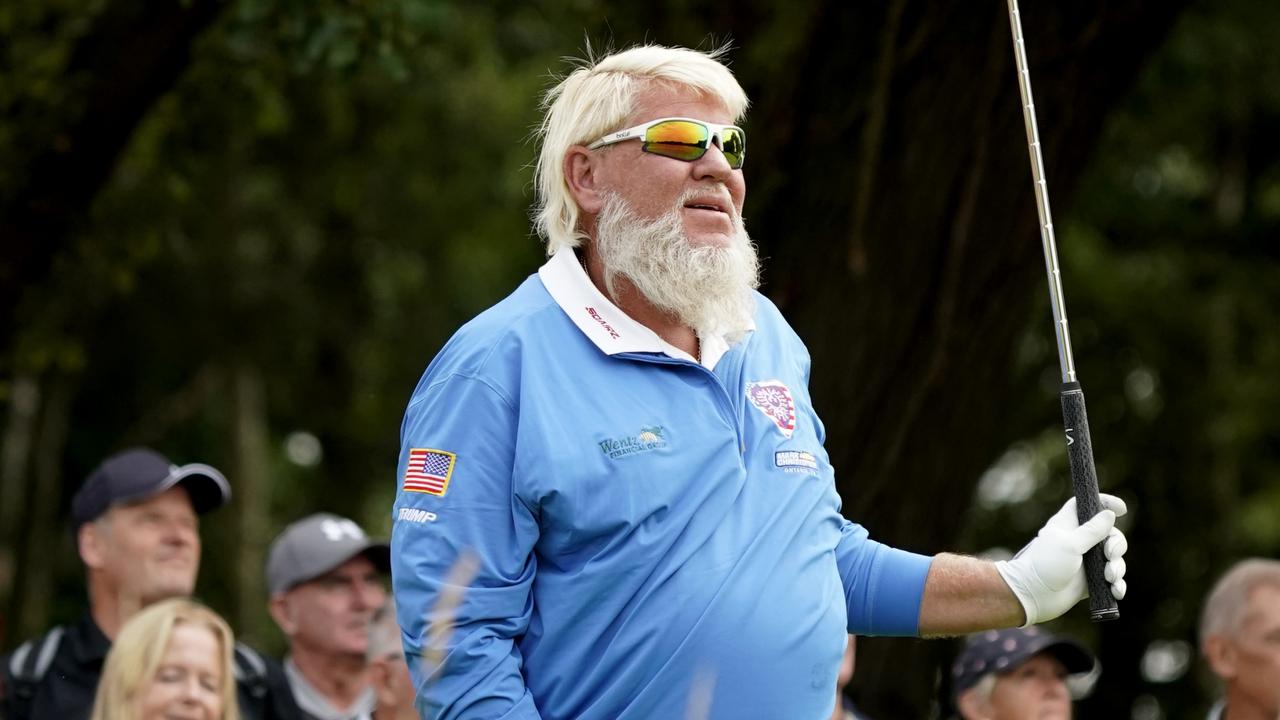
left=403, top=448, right=456, bottom=496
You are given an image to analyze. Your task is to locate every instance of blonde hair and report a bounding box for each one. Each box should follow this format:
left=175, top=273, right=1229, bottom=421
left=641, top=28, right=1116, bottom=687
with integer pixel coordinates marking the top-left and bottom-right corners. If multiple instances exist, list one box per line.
left=91, top=598, right=240, bottom=720
left=1200, top=558, right=1280, bottom=648
left=533, top=43, right=750, bottom=254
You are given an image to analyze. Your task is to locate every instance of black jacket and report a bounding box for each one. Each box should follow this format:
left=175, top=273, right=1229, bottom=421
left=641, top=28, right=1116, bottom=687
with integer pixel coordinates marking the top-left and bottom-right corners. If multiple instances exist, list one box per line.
left=0, top=614, right=303, bottom=720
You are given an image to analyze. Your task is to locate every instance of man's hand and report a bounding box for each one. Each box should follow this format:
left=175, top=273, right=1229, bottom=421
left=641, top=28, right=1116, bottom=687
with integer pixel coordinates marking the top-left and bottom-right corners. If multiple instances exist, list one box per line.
left=995, top=494, right=1129, bottom=626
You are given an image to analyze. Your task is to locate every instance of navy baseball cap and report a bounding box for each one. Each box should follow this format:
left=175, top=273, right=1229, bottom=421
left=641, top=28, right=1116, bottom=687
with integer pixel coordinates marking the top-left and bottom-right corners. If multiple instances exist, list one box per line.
left=71, top=447, right=231, bottom=528
left=951, top=627, right=1095, bottom=698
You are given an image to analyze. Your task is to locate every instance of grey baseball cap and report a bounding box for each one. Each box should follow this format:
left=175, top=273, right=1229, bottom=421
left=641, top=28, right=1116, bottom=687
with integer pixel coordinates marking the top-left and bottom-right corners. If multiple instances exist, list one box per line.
left=265, top=513, right=390, bottom=595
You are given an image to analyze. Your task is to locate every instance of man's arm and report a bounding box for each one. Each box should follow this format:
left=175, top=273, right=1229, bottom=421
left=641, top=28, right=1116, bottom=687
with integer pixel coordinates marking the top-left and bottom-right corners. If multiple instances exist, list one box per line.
left=391, top=373, right=542, bottom=720
left=918, top=495, right=1129, bottom=637
left=917, top=554, right=1024, bottom=637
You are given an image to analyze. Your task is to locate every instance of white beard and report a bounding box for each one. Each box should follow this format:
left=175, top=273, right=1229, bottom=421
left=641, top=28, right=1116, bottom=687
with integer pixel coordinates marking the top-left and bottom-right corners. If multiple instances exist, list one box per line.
left=594, top=190, right=760, bottom=344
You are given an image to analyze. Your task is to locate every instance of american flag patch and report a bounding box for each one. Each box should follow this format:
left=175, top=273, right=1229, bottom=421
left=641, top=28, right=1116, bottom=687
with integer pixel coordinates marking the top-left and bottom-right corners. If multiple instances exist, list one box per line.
left=403, top=448, right=455, bottom=496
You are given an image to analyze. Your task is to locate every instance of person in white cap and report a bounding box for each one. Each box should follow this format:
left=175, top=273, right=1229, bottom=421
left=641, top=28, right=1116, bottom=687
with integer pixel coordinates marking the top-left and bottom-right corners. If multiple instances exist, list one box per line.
left=266, top=513, right=391, bottom=720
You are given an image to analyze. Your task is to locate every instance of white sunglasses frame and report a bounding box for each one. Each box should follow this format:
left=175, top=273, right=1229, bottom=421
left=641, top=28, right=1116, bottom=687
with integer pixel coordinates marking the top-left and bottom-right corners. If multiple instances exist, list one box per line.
left=587, top=116, right=746, bottom=167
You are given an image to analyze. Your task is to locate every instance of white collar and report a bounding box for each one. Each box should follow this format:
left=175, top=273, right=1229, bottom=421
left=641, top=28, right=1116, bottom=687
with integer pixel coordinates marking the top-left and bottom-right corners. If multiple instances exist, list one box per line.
left=538, top=247, right=748, bottom=369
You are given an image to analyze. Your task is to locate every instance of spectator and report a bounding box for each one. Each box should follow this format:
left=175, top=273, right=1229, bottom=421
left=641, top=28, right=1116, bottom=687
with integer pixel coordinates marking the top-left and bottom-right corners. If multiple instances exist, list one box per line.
left=90, top=597, right=239, bottom=720
left=950, top=626, right=1095, bottom=720
left=1200, top=558, right=1280, bottom=720
left=0, top=447, right=300, bottom=720
left=266, top=514, right=389, bottom=720
left=365, top=602, right=417, bottom=720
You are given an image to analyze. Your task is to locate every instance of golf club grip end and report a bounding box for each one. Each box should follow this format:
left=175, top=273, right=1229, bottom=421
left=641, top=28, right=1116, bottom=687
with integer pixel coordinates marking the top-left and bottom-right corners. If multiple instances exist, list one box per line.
left=1060, top=383, right=1120, bottom=622
left=1083, top=544, right=1118, bottom=621
left=1091, top=607, right=1120, bottom=623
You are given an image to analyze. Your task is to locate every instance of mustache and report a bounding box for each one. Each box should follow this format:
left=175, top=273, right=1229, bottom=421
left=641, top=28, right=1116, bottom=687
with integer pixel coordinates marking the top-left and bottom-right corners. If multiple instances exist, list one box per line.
left=676, top=186, right=739, bottom=222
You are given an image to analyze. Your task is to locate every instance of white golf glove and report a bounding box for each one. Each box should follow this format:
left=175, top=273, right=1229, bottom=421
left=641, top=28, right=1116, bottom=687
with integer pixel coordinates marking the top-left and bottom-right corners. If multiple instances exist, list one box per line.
left=994, top=494, right=1129, bottom=626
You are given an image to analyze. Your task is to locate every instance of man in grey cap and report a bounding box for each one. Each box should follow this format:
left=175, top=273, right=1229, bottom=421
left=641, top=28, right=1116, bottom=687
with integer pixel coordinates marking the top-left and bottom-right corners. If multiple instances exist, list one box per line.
left=267, top=513, right=391, bottom=720
left=0, top=447, right=247, bottom=719
left=950, top=626, right=1096, bottom=720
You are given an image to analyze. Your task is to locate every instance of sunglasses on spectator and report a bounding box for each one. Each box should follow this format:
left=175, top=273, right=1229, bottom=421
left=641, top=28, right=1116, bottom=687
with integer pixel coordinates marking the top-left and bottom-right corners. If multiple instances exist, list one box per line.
left=588, top=117, right=746, bottom=169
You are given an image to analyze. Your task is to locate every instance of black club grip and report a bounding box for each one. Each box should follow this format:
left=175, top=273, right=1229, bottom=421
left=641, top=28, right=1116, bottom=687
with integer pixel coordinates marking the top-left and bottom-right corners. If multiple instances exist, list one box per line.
left=1060, top=382, right=1120, bottom=622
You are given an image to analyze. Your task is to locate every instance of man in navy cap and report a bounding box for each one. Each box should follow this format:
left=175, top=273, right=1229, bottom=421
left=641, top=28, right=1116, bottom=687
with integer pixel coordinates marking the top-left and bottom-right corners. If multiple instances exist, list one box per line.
left=950, top=626, right=1096, bottom=720
left=0, top=447, right=299, bottom=720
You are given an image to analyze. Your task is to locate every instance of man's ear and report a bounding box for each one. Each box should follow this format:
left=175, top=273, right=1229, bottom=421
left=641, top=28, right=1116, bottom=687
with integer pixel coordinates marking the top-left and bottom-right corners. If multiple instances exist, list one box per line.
left=956, top=688, right=992, bottom=720
left=564, top=146, right=605, bottom=216
left=268, top=593, right=297, bottom=636
left=1203, top=634, right=1238, bottom=680
left=79, top=520, right=107, bottom=570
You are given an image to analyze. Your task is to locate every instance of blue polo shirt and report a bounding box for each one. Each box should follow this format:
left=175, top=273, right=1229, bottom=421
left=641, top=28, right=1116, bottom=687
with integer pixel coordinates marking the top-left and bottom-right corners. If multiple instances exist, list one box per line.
left=391, top=249, right=933, bottom=720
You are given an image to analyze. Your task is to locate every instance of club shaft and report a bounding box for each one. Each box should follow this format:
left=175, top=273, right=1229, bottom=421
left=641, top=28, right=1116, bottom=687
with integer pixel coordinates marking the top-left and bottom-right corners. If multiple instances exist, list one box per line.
left=1006, top=0, right=1076, bottom=384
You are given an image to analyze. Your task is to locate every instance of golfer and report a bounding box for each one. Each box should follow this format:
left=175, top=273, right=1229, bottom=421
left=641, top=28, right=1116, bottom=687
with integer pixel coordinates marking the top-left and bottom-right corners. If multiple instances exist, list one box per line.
left=390, top=44, right=1129, bottom=720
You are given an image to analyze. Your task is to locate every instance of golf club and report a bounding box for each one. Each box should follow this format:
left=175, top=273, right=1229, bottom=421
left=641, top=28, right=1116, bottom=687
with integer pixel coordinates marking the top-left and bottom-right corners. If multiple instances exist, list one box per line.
left=1006, top=0, right=1119, bottom=622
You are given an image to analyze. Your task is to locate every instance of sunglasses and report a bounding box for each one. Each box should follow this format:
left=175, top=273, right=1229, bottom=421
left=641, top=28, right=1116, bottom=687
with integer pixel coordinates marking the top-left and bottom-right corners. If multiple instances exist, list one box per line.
left=588, top=117, right=746, bottom=169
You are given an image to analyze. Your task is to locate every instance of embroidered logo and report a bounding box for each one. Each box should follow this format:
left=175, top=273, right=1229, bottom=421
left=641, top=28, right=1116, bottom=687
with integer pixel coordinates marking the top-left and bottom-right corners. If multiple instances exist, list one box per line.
left=403, top=448, right=455, bottom=496
left=746, top=380, right=796, bottom=438
left=397, top=507, right=439, bottom=524
left=775, top=450, right=819, bottom=475
left=585, top=307, right=621, bottom=340
left=599, top=426, right=668, bottom=459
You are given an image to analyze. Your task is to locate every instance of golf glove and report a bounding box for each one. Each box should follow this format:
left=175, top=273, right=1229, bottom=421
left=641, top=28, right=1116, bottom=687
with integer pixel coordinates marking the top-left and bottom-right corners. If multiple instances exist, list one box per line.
left=995, top=494, right=1128, bottom=626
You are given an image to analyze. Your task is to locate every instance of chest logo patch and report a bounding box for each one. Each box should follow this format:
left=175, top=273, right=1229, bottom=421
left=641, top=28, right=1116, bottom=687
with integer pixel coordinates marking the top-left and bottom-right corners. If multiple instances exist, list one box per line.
left=775, top=450, right=819, bottom=475
left=599, top=425, right=668, bottom=459
left=746, top=380, right=796, bottom=438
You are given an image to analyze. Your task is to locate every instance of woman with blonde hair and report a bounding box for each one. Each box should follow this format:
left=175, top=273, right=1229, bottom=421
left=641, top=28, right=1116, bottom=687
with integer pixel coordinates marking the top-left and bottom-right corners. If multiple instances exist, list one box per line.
left=91, top=597, right=240, bottom=720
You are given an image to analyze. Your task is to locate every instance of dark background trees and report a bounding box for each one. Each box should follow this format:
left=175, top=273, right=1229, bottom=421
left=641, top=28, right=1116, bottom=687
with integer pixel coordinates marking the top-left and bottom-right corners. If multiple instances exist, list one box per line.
left=2, top=1, right=1277, bottom=718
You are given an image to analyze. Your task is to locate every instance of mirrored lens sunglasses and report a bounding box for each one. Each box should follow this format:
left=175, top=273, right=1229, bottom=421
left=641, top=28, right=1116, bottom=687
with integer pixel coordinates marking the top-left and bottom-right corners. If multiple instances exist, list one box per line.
left=588, top=117, right=746, bottom=169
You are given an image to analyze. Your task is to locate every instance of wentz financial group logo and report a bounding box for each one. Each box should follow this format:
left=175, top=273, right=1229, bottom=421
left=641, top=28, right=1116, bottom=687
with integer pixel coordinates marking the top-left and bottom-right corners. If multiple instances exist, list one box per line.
left=599, top=426, right=667, bottom=459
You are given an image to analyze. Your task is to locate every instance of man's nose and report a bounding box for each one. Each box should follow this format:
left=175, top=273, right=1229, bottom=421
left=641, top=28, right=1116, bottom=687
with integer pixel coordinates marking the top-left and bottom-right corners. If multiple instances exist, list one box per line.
left=162, top=520, right=194, bottom=545
left=692, top=141, right=734, bottom=181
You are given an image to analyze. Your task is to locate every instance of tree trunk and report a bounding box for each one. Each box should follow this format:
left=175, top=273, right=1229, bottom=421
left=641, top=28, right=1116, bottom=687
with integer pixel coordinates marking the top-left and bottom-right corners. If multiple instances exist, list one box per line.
left=0, top=375, right=41, bottom=647
left=230, top=363, right=272, bottom=643
left=4, top=375, right=74, bottom=642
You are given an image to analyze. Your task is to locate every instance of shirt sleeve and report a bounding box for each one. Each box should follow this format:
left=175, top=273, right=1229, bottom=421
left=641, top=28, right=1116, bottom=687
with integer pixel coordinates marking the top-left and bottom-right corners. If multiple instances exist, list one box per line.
left=835, top=520, right=934, bottom=636
left=391, top=372, right=543, bottom=720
